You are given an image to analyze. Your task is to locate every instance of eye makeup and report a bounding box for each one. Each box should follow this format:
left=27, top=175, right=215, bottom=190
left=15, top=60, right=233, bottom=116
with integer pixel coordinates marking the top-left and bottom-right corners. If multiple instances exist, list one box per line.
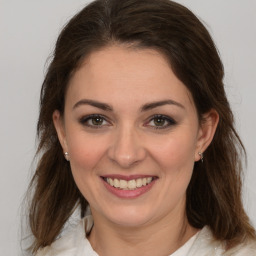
left=79, top=114, right=111, bottom=129
left=144, top=114, right=177, bottom=130
left=78, top=113, right=177, bottom=131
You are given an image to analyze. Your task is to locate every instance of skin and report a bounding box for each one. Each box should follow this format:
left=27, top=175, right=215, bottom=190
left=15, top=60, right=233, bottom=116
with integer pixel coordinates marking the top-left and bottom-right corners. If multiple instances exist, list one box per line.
left=53, top=45, right=219, bottom=256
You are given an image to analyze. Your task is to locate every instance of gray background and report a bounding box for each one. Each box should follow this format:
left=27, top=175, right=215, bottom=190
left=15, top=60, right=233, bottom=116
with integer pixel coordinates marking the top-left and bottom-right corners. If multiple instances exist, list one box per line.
left=1, top=0, right=255, bottom=255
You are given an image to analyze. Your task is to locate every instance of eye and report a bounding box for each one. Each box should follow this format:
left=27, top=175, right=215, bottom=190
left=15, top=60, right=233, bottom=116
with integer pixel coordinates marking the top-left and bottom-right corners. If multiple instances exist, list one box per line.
left=79, top=114, right=110, bottom=128
left=145, top=115, right=176, bottom=129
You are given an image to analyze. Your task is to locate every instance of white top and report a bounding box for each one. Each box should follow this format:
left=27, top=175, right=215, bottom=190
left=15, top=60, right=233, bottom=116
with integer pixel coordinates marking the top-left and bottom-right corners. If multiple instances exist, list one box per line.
left=37, top=215, right=256, bottom=256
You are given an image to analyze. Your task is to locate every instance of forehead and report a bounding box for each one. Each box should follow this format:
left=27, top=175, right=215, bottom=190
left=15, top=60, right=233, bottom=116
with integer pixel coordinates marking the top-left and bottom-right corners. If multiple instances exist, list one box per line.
left=66, top=45, right=195, bottom=110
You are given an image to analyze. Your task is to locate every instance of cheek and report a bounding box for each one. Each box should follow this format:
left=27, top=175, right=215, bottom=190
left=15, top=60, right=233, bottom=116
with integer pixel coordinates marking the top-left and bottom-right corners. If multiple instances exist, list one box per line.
left=66, top=132, right=109, bottom=202
left=151, top=131, right=197, bottom=171
left=153, top=134, right=196, bottom=204
left=66, top=130, right=108, bottom=173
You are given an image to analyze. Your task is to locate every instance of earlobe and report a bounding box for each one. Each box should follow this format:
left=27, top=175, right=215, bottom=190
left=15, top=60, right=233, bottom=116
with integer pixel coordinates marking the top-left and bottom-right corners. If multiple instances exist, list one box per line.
left=195, top=109, right=219, bottom=162
left=52, top=110, right=68, bottom=152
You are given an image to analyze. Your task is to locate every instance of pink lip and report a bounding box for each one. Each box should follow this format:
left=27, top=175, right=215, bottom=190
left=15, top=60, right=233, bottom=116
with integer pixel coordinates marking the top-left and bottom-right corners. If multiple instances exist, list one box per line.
left=101, top=176, right=157, bottom=199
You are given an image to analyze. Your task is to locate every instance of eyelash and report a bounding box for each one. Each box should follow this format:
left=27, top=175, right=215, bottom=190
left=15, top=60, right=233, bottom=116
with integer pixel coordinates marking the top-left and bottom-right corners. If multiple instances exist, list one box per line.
left=79, top=114, right=176, bottom=129
left=145, top=114, right=177, bottom=129
left=79, top=114, right=111, bottom=128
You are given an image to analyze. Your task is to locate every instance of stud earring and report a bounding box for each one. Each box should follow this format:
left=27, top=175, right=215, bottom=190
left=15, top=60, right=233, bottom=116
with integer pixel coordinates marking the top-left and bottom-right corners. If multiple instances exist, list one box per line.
left=198, top=152, right=204, bottom=163
left=64, top=152, right=70, bottom=161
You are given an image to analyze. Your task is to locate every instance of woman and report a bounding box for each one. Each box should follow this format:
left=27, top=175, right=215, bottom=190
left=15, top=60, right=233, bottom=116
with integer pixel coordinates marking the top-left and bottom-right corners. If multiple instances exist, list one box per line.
left=27, top=0, right=256, bottom=255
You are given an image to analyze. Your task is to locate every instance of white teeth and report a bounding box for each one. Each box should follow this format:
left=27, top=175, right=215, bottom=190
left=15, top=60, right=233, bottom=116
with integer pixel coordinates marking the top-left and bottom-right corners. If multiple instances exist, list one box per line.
left=107, top=178, right=114, bottom=186
left=114, top=178, right=120, bottom=188
left=128, top=180, right=136, bottom=189
left=147, top=177, right=152, bottom=183
left=120, top=180, right=128, bottom=189
left=105, top=177, right=154, bottom=190
left=136, top=178, right=142, bottom=188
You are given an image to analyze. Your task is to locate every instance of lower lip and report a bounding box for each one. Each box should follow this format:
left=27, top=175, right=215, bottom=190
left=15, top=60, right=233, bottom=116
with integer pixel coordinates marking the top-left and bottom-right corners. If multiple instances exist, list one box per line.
left=102, top=178, right=157, bottom=199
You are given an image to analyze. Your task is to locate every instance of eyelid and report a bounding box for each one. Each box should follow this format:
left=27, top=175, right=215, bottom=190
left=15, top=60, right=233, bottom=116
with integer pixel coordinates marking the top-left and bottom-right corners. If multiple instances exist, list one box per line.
left=144, top=114, right=177, bottom=129
left=79, top=114, right=112, bottom=128
left=78, top=113, right=176, bottom=130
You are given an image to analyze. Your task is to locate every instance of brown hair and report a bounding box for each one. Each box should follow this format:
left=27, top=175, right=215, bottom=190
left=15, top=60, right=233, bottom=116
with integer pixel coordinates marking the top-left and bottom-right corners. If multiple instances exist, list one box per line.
left=27, top=0, right=255, bottom=253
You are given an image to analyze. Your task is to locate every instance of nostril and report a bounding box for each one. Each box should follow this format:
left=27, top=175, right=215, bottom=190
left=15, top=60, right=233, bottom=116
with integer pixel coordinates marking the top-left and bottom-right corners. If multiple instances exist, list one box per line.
left=106, top=130, right=147, bottom=168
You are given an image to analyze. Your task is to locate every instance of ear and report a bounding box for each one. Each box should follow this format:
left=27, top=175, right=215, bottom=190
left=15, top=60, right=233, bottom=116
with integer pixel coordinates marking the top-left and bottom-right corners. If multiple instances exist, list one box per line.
left=194, top=109, right=219, bottom=162
left=52, top=110, right=68, bottom=153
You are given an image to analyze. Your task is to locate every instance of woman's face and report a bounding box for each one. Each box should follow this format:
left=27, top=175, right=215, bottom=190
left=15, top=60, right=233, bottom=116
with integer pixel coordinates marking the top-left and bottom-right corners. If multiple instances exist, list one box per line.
left=54, top=46, right=216, bottom=227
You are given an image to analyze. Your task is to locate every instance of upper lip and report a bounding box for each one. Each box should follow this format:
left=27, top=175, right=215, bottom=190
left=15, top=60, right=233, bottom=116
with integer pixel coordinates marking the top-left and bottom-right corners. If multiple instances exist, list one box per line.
left=101, top=174, right=158, bottom=181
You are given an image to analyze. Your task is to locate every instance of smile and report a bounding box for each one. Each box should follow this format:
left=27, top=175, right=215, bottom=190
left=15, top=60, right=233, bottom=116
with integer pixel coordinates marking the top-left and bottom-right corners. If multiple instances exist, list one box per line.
left=103, top=177, right=155, bottom=190
left=101, top=175, right=158, bottom=198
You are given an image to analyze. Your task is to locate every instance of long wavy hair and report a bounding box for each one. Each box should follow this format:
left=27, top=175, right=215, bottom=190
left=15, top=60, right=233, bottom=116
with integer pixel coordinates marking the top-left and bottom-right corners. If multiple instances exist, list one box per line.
left=27, top=0, right=255, bottom=253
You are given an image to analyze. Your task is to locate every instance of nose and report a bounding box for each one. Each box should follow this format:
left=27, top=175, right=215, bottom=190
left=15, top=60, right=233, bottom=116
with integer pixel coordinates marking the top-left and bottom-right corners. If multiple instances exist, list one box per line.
left=107, top=124, right=147, bottom=168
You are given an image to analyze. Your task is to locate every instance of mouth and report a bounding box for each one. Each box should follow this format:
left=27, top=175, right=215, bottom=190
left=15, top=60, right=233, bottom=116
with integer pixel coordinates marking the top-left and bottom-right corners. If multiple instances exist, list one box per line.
left=101, top=176, right=158, bottom=190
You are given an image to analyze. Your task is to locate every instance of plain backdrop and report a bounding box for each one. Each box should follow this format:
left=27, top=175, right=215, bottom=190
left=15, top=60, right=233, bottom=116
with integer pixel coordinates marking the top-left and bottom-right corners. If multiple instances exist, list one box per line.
left=0, top=0, right=255, bottom=255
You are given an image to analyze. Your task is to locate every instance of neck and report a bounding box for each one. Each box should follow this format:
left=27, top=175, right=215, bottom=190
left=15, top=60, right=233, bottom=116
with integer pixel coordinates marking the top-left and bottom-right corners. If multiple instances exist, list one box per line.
left=88, top=209, right=198, bottom=256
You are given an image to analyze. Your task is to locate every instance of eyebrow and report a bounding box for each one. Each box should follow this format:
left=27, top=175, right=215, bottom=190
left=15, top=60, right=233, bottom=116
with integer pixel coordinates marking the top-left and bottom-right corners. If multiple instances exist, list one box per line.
left=73, top=99, right=184, bottom=112
left=73, top=99, right=113, bottom=111
left=140, top=100, right=185, bottom=111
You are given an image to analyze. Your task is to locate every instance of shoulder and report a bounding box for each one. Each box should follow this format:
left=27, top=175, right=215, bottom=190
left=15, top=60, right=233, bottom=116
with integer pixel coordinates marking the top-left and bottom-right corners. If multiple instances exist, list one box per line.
left=188, top=227, right=256, bottom=256
left=224, top=239, right=256, bottom=256
left=36, top=215, right=96, bottom=256
left=188, top=226, right=225, bottom=255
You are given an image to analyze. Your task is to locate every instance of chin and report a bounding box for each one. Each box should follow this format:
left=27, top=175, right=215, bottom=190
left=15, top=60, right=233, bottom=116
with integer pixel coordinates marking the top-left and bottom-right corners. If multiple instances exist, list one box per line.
left=102, top=204, right=157, bottom=227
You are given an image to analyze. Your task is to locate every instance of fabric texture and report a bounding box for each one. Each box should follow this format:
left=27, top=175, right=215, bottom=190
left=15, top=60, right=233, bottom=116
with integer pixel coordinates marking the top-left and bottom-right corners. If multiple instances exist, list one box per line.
left=36, top=215, right=256, bottom=256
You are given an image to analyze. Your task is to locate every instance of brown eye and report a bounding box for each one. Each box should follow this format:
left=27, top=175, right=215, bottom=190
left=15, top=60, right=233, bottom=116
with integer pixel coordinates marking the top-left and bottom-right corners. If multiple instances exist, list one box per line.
left=145, top=115, right=177, bottom=129
left=79, top=114, right=110, bottom=128
left=91, top=116, right=104, bottom=126
left=153, top=117, right=166, bottom=127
